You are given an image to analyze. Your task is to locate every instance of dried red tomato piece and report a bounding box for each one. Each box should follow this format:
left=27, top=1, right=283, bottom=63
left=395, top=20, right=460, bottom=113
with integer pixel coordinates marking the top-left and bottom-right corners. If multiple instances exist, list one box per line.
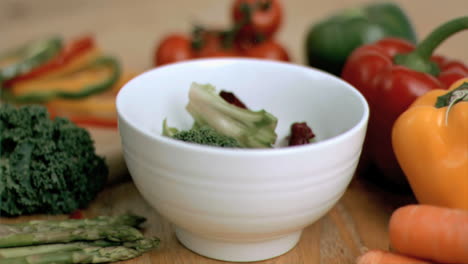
left=220, top=90, right=248, bottom=109
left=288, top=122, right=315, bottom=146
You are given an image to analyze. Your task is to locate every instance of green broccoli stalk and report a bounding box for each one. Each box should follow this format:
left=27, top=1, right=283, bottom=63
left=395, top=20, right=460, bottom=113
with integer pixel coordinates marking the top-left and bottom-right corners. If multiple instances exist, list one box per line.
left=163, top=120, right=241, bottom=148
left=0, top=104, right=108, bottom=216
left=184, top=83, right=278, bottom=148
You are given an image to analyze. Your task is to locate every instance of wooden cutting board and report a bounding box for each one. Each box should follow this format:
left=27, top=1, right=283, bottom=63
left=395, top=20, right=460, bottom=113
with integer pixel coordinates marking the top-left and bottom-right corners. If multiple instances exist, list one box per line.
left=88, top=127, right=130, bottom=185
left=0, top=128, right=416, bottom=264
left=1, top=0, right=464, bottom=261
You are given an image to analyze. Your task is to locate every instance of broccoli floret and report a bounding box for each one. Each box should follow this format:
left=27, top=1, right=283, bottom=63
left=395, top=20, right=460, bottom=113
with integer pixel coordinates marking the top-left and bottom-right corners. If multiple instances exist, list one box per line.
left=184, top=82, right=278, bottom=148
left=0, top=104, right=108, bottom=216
left=163, top=120, right=241, bottom=148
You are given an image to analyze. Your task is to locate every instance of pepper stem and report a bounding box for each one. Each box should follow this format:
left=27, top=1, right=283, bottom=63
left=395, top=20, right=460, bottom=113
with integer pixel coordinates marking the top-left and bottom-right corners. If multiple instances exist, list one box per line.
left=394, top=16, right=468, bottom=76
left=435, top=82, right=468, bottom=125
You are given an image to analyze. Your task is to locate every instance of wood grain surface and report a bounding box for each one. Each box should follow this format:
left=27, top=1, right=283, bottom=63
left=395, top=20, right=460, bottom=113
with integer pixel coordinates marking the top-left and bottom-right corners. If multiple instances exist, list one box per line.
left=1, top=0, right=466, bottom=263
left=0, top=179, right=415, bottom=264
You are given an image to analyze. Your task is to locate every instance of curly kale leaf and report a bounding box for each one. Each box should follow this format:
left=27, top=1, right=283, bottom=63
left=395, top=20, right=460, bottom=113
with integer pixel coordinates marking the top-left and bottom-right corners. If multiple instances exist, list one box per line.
left=0, top=104, right=108, bottom=216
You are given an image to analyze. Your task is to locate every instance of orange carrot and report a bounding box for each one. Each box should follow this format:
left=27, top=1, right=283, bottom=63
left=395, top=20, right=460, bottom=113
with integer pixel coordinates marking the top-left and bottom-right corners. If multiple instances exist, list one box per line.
left=389, top=204, right=468, bottom=264
left=356, top=249, right=430, bottom=264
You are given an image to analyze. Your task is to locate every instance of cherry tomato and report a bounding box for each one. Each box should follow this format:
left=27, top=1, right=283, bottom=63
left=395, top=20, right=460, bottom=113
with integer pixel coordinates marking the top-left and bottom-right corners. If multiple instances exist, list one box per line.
left=243, top=40, right=290, bottom=62
left=154, top=34, right=193, bottom=66
left=232, top=0, right=282, bottom=38
left=233, top=34, right=264, bottom=53
left=202, top=50, right=240, bottom=58
left=192, top=30, right=239, bottom=58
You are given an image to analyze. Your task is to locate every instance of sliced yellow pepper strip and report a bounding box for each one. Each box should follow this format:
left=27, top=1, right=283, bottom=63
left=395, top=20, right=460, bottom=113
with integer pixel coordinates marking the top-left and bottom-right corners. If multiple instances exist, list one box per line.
left=6, top=56, right=120, bottom=103
left=46, top=71, right=137, bottom=115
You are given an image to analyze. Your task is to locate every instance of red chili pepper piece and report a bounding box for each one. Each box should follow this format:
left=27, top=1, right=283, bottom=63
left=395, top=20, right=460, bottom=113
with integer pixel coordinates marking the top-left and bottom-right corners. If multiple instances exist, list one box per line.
left=220, top=90, right=248, bottom=109
left=68, top=210, right=85, bottom=219
left=5, top=35, right=95, bottom=86
left=48, top=108, right=118, bottom=129
left=65, top=115, right=118, bottom=129
left=341, top=17, right=468, bottom=188
left=288, top=122, right=315, bottom=146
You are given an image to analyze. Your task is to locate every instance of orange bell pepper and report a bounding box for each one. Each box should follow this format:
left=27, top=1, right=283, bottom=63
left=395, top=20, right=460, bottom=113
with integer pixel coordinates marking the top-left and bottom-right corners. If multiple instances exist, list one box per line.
left=392, top=77, right=468, bottom=210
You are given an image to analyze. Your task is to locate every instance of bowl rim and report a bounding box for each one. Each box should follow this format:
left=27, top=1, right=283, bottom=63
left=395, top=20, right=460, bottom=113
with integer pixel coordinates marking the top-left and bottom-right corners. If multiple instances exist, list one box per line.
left=116, top=58, right=369, bottom=157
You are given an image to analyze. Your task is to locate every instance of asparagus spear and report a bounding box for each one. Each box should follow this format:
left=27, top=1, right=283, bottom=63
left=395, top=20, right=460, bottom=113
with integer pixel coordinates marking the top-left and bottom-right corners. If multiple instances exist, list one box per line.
left=0, top=241, right=119, bottom=259
left=0, top=238, right=160, bottom=264
left=6, top=215, right=146, bottom=233
left=0, top=226, right=143, bottom=248
left=0, top=239, right=159, bottom=259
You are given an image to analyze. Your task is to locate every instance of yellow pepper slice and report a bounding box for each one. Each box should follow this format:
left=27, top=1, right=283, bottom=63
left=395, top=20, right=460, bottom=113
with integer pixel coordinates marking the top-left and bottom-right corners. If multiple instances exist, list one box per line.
left=46, top=71, right=136, bottom=115
left=46, top=71, right=137, bottom=128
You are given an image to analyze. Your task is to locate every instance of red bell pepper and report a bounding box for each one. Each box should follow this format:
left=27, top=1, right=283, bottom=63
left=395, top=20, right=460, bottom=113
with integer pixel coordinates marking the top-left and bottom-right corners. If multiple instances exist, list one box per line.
left=57, top=114, right=118, bottom=128
left=48, top=105, right=118, bottom=129
left=68, top=210, right=85, bottom=219
left=342, top=17, right=468, bottom=189
left=4, top=35, right=96, bottom=87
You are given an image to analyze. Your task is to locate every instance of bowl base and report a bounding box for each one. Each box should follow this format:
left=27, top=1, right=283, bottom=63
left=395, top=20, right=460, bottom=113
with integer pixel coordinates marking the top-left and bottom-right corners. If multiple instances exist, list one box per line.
left=175, top=227, right=302, bottom=262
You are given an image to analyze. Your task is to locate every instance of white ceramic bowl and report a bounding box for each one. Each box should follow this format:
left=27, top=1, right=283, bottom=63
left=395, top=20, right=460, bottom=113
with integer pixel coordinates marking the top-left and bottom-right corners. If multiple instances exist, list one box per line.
left=116, top=58, right=369, bottom=262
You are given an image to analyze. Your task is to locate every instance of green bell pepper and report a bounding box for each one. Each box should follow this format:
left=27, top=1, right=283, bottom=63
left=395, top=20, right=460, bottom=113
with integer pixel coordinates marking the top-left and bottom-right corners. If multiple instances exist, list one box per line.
left=0, top=36, right=63, bottom=81
left=305, top=2, right=417, bottom=75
